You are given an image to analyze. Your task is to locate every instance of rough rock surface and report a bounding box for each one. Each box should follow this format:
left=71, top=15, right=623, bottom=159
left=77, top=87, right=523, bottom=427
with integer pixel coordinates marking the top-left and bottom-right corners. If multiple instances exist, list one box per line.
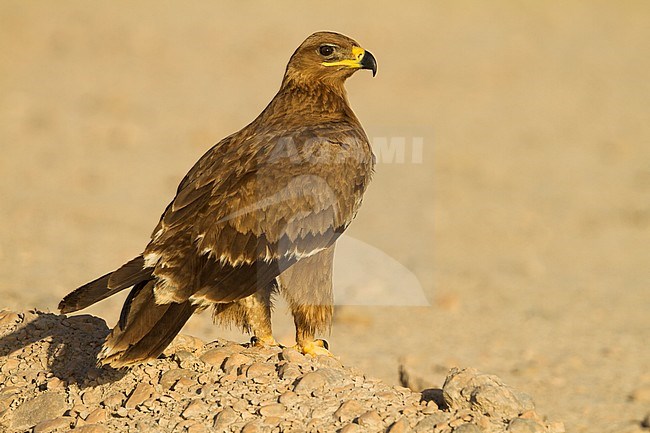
left=0, top=310, right=564, bottom=432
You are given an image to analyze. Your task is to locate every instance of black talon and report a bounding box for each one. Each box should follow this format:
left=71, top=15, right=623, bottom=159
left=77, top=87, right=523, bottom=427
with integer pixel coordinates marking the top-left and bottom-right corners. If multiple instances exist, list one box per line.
left=318, top=339, right=330, bottom=350
left=250, top=336, right=259, bottom=346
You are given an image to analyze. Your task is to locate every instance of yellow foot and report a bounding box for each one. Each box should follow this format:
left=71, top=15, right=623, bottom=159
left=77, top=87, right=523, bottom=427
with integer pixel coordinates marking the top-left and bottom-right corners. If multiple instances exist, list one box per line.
left=294, top=339, right=333, bottom=357
left=250, top=335, right=279, bottom=347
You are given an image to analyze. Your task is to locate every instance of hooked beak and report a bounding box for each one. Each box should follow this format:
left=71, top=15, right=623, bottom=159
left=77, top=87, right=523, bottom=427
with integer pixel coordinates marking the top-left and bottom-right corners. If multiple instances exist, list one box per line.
left=359, top=49, right=377, bottom=77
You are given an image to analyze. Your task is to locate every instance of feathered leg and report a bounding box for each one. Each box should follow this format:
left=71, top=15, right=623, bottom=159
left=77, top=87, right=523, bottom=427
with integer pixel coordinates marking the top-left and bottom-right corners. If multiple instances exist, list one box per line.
left=278, top=245, right=335, bottom=356
left=212, top=280, right=278, bottom=346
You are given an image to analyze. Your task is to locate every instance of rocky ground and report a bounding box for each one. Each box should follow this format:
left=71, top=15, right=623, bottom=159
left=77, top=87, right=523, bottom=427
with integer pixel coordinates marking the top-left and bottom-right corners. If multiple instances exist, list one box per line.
left=0, top=310, right=564, bottom=433
left=2, top=3, right=650, bottom=432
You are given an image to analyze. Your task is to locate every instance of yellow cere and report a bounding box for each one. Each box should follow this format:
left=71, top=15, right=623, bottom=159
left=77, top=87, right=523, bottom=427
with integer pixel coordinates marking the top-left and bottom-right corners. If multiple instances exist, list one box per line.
left=351, top=46, right=365, bottom=60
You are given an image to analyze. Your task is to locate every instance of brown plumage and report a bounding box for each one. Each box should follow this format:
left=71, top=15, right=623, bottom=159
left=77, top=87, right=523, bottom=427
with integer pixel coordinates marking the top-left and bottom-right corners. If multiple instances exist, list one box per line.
left=58, top=31, right=377, bottom=367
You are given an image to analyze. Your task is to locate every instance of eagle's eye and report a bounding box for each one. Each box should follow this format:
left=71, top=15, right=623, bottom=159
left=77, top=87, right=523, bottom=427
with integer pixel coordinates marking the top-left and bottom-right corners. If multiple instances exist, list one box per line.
left=319, top=45, right=334, bottom=57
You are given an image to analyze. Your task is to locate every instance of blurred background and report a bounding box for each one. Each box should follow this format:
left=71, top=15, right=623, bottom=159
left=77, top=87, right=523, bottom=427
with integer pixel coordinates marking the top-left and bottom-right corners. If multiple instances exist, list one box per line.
left=1, top=2, right=649, bottom=432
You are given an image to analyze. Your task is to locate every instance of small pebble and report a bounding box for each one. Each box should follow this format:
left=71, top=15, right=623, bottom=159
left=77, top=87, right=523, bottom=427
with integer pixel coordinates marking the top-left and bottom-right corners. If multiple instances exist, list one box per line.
left=46, top=377, right=64, bottom=390
left=158, top=395, right=174, bottom=403
left=172, top=376, right=197, bottom=390
left=232, top=399, right=250, bottom=412
left=222, top=353, right=252, bottom=374
left=241, top=420, right=261, bottom=433
left=159, top=368, right=193, bottom=390
left=280, top=348, right=305, bottom=363
left=200, top=348, right=230, bottom=368
left=182, top=400, right=209, bottom=419
left=1, top=358, right=19, bottom=374
left=73, top=424, right=109, bottom=433
left=507, top=418, right=546, bottom=433
left=449, top=418, right=465, bottom=428
left=294, top=371, right=327, bottom=394
left=168, top=334, right=205, bottom=353
left=126, top=383, right=155, bottom=409
left=258, top=403, right=286, bottom=417
left=263, top=416, right=282, bottom=426
left=197, top=374, right=211, bottom=385
left=33, top=417, right=72, bottom=433
left=278, top=363, right=302, bottom=381
left=414, top=412, right=448, bottom=432
left=376, top=391, right=395, bottom=400
left=10, top=391, right=68, bottom=430
left=187, top=422, right=209, bottom=433
left=173, top=350, right=195, bottom=363
left=316, top=355, right=342, bottom=368
left=453, top=424, right=483, bottom=433
left=311, top=403, right=337, bottom=419
left=334, top=400, right=364, bottom=422
left=357, top=410, right=383, bottom=427
left=246, top=362, right=276, bottom=378
left=81, top=388, right=103, bottom=406
left=388, top=417, right=411, bottom=433
left=422, top=403, right=439, bottom=415
left=85, top=408, right=108, bottom=424
left=402, top=406, right=417, bottom=416
left=339, top=423, right=363, bottom=433
left=278, top=391, right=300, bottom=407
left=218, top=372, right=237, bottom=384
left=102, top=393, right=124, bottom=408
left=71, top=403, right=88, bottom=418
left=213, top=407, right=239, bottom=428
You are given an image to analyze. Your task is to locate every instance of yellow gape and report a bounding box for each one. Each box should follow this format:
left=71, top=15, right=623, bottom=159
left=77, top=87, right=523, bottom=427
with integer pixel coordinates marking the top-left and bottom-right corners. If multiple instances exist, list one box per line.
left=322, top=46, right=366, bottom=69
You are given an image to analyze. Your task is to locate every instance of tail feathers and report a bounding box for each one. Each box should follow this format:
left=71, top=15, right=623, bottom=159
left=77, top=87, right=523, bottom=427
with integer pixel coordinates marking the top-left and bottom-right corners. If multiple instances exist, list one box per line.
left=108, top=255, right=150, bottom=290
left=58, top=272, right=112, bottom=314
left=58, top=255, right=152, bottom=314
left=99, top=281, right=196, bottom=368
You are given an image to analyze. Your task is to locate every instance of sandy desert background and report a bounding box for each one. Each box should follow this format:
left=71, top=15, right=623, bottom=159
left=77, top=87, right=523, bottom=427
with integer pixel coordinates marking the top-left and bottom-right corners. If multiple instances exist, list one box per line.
left=1, top=2, right=649, bottom=432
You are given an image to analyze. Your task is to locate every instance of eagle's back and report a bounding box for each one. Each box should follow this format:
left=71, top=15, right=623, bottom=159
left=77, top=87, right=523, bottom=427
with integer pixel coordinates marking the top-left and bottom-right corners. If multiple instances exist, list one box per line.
left=144, top=83, right=374, bottom=306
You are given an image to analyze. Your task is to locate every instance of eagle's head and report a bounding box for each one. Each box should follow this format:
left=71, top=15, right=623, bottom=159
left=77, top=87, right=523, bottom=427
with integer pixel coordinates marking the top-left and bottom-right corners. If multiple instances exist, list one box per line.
left=284, top=31, right=377, bottom=86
